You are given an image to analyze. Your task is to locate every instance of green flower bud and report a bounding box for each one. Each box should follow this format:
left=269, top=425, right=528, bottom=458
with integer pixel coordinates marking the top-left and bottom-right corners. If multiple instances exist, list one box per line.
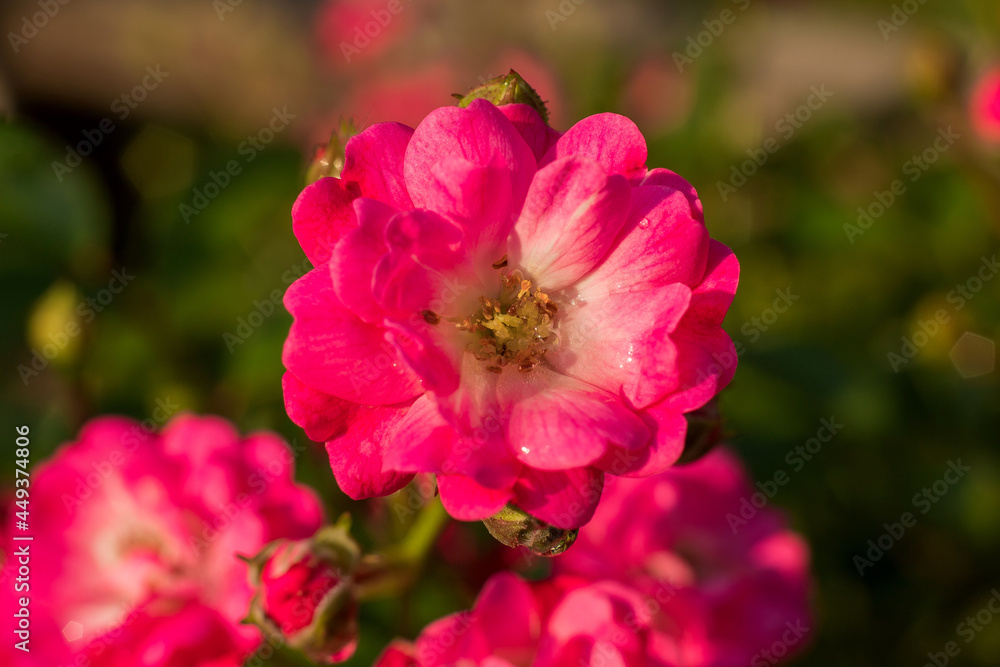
left=307, top=118, right=358, bottom=184
left=455, top=69, right=550, bottom=124
left=483, top=504, right=577, bottom=557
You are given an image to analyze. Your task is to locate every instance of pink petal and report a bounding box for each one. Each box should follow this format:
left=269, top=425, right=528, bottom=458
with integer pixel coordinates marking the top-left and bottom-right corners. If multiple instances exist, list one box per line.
left=404, top=98, right=537, bottom=212
left=381, top=394, right=455, bottom=472
left=291, top=177, right=359, bottom=266
left=507, top=373, right=649, bottom=470
left=373, top=209, right=465, bottom=315
left=385, top=322, right=461, bottom=397
left=374, top=642, right=419, bottom=667
left=577, top=185, right=708, bottom=296
left=422, top=155, right=514, bottom=260
left=641, top=168, right=704, bottom=223
left=540, top=113, right=647, bottom=181
left=656, top=325, right=738, bottom=414
left=331, top=197, right=397, bottom=323
left=539, top=582, right=650, bottom=667
left=547, top=283, right=691, bottom=409
left=596, top=406, right=686, bottom=478
left=384, top=393, right=522, bottom=490
left=416, top=610, right=506, bottom=666
left=341, top=121, right=414, bottom=210
left=281, top=371, right=353, bottom=443
left=437, top=474, right=512, bottom=521
left=687, top=239, right=740, bottom=325
left=324, top=402, right=416, bottom=499
left=750, top=532, right=812, bottom=583
left=415, top=573, right=537, bottom=664
left=159, top=413, right=239, bottom=464
left=498, top=103, right=561, bottom=162
left=283, top=267, right=423, bottom=404
left=510, top=156, right=631, bottom=290
left=512, top=466, right=604, bottom=529
left=440, top=431, right=522, bottom=491
left=654, top=241, right=740, bottom=412
left=546, top=582, right=642, bottom=639
left=472, top=573, right=541, bottom=658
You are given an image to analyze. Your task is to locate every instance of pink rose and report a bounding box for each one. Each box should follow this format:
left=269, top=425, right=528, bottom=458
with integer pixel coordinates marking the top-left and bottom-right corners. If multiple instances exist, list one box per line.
left=373, top=448, right=812, bottom=667
left=557, top=447, right=814, bottom=666
left=342, top=63, right=462, bottom=129
left=283, top=96, right=738, bottom=530
left=0, top=414, right=323, bottom=666
left=373, top=572, right=680, bottom=667
left=316, top=0, right=418, bottom=71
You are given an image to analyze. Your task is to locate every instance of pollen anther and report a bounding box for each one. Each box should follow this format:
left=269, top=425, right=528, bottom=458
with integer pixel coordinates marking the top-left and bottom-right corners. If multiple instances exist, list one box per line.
left=461, top=269, right=558, bottom=374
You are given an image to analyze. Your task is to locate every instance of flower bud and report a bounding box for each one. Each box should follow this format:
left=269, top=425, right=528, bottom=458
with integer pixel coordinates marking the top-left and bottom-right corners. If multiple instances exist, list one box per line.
left=244, top=521, right=361, bottom=664
left=306, top=118, right=358, bottom=184
left=482, top=504, right=577, bottom=556
left=454, top=69, right=550, bottom=124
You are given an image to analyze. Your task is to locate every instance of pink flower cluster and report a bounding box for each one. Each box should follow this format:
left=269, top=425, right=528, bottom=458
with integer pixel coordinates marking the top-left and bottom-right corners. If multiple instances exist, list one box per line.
left=283, top=98, right=738, bottom=529
left=0, top=415, right=322, bottom=667
left=375, top=448, right=812, bottom=667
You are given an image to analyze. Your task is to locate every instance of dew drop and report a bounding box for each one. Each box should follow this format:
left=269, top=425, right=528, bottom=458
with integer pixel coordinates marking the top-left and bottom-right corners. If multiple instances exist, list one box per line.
left=637, top=218, right=651, bottom=230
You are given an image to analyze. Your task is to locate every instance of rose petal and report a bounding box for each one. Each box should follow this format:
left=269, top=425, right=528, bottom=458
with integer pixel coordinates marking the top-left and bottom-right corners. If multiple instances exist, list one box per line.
left=291, top=177, right=358, bottom=266
left=372, top=209, right=466, bottom=315
left=506, top=372, right=650, bottom=470
left=498, top=103, right=561, bottom=162
left=324, top=402, right=416, bottom=499
left=341, top=121, right=414, bottom=209
left=384, top=393, right=522, bottom=490
left=654, top=241, right=740, bottom=412
left=641, top=168, right=704, bottom=222
left=281, top=371, right=353, bottom=443
left=437, top=474, right=512, bottom=521
left=405, top=99, right=537, bottom=212
left=540, top=113, right=647, bottom=181
left=512, top=466, right=604, bottom=529
left=283, top=268, right=423, bottom=404
left=510, top=156, right=631, bottom=291
left=596, top=407, right=687, bottom=478
left=578, top=184, right=708, bottom=296
left=331, top=197, right=397, bottom=323
left=547, top=283, right=692, bottom=409
left=422, top=155, right=514, bottom=260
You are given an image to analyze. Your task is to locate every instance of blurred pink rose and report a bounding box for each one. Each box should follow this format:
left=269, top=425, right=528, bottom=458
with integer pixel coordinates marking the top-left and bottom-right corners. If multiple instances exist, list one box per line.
left=970, top=66, right=1000, bottom=144
left=373, top=572, right=681, bottom=667
left=344, top=63, right=461, bottom=128
left=621, top=56, right=695, bottom=134
left=557, top=447, right=813, bottom=667
left=0, top=414, right=323, bottom=666
left=373, top=448, right=812, bottom=667
left=316, top=0, right=417, bottom=71
left=283, top=98, right=738, bottom=531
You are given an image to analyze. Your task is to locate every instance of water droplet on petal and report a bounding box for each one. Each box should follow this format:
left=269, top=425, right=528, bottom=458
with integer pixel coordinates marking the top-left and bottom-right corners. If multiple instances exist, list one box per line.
left=520, top=446, right=531, bottom=454
left=638, top=218, right=651, bottom=230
